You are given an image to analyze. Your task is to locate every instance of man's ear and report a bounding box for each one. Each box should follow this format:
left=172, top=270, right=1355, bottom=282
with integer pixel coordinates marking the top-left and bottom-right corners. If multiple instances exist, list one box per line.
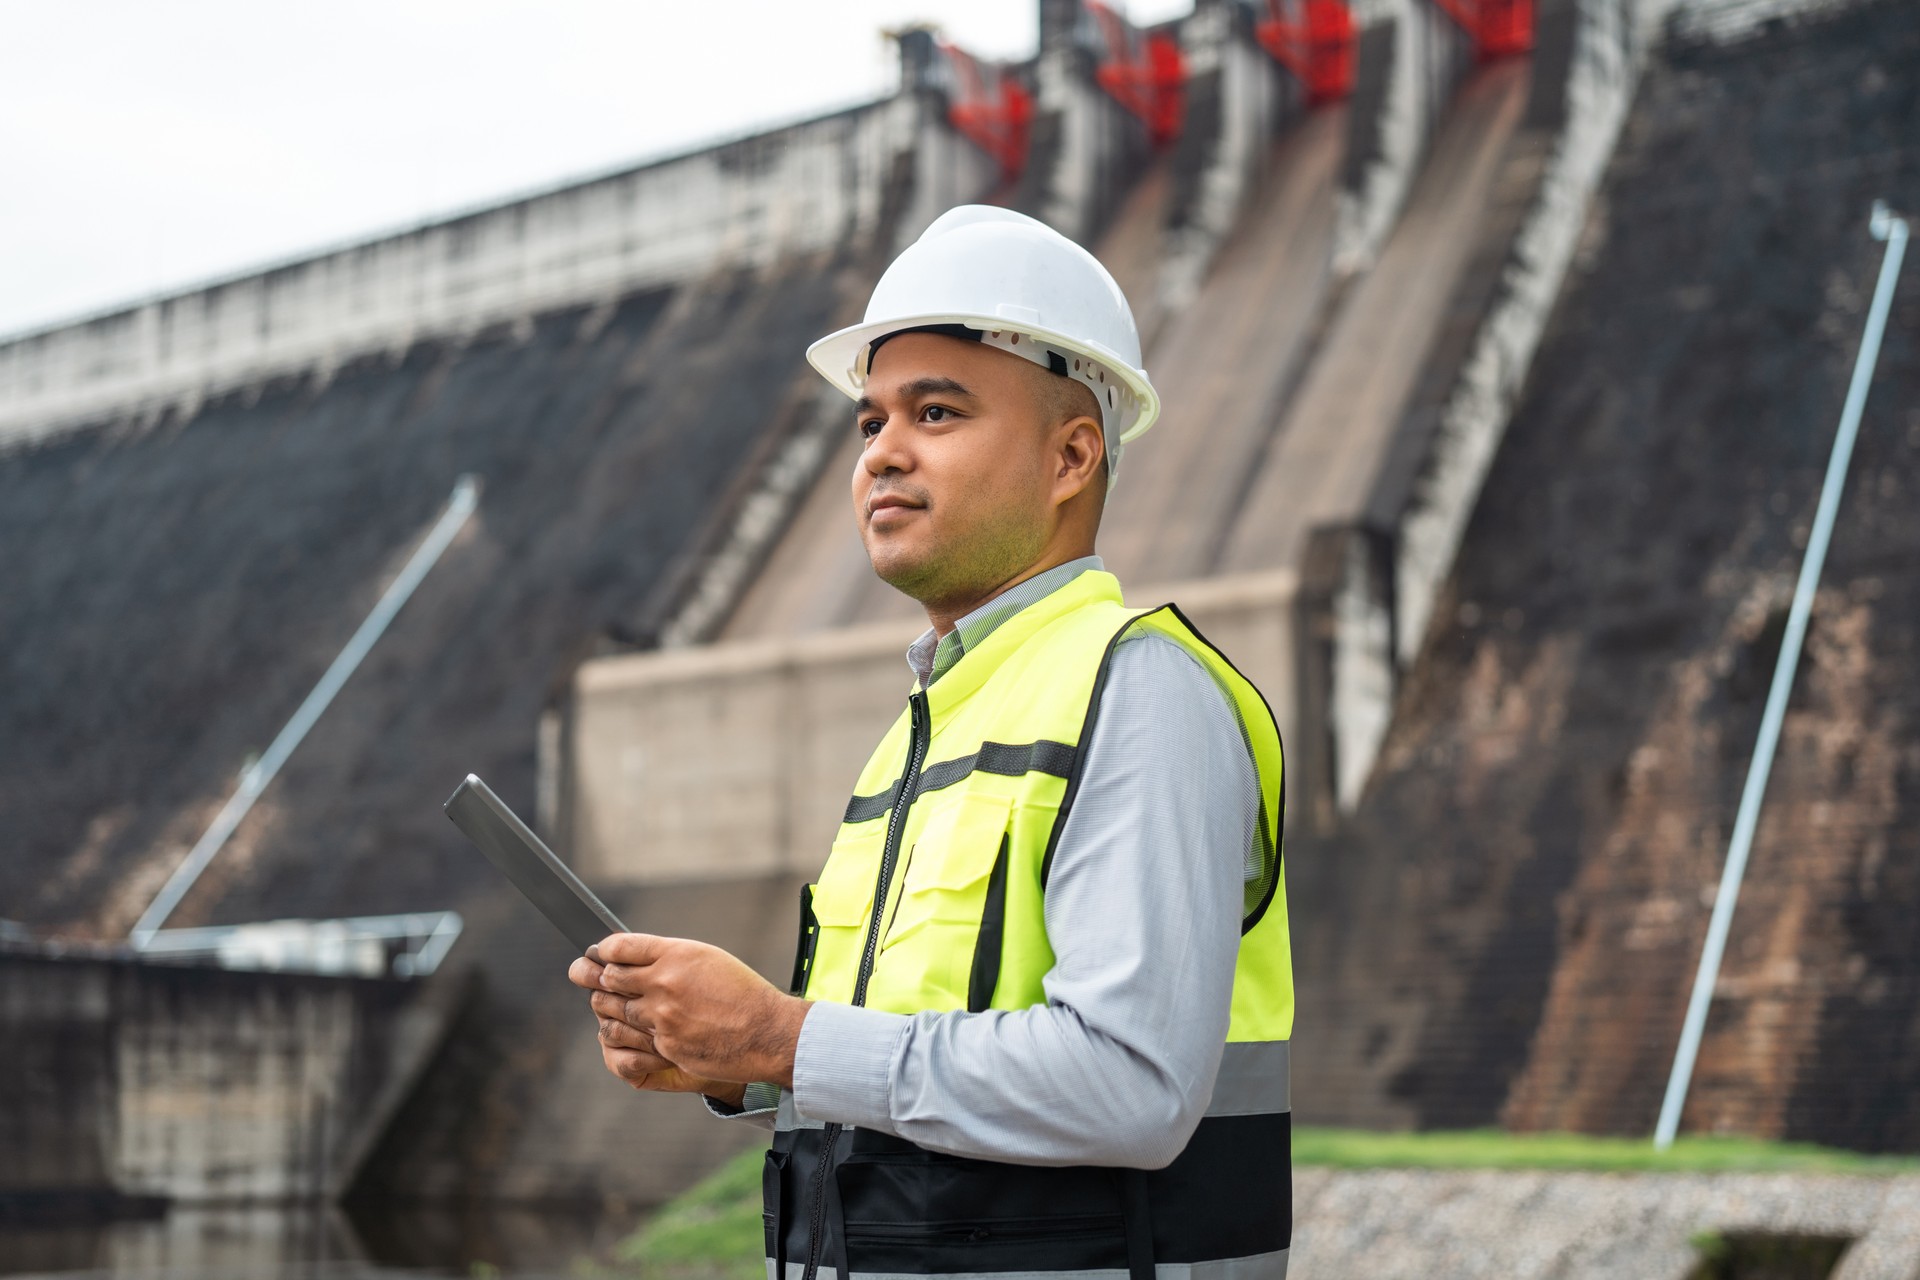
left=1054, top=416, right=1107, bottom=503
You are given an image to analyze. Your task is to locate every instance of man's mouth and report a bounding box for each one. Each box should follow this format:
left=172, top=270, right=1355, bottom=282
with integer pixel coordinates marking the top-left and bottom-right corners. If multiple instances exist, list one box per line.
left=867, top=493, right=925, bottom=521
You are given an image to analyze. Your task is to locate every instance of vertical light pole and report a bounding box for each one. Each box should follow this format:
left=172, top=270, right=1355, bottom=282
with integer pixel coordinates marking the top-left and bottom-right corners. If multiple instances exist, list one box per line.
left=1654, top=203, right=1908, bottom=1150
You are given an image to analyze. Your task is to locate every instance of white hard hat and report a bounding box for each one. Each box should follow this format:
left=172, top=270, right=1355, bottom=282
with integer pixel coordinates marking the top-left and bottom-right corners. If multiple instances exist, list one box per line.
left=806, top=206, right=1161, bottom=463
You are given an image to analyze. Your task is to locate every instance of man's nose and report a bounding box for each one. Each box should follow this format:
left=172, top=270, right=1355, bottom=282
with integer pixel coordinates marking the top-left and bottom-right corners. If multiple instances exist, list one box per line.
left=862, top=414, right=914, bottom=474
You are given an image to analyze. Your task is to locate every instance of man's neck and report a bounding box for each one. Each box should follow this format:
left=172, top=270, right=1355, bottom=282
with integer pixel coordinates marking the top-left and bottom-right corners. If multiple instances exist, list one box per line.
left=923, top=550, right=1094, bottom=639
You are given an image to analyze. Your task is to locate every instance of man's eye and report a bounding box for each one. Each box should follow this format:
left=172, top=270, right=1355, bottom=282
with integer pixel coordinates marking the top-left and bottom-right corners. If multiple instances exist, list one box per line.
left=924, top=405, right=951, bottom=423
left=859, top=419, right=883, bottom=440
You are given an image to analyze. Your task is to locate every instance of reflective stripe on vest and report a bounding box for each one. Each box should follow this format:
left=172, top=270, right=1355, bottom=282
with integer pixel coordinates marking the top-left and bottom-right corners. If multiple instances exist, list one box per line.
left=768, top=1041, right=1289, bottom=1134
left=776, top=570, right=1291, bottom=1279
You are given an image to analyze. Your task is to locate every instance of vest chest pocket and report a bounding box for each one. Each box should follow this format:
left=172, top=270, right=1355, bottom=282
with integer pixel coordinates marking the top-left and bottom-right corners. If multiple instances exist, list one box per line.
left=802, top=830, right=881, bottom=1005
left=886, top=791, right=1011, bottom=948
left=872, top=791, right=1012, bottom=1011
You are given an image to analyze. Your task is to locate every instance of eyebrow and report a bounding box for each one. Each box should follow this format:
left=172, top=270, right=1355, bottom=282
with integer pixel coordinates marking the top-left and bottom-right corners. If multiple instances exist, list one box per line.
left=854, top=376, right=976, bottom=418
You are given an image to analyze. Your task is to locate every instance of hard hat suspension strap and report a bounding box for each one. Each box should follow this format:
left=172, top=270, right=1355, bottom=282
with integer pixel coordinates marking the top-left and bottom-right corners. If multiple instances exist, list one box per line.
left=859, top=323, right=1130, bottom=446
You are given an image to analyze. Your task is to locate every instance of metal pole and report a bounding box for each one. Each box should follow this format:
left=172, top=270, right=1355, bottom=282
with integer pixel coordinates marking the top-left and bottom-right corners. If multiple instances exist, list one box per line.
left=1654, top=204, right=1908, bottom=1149
left=130, top=475, right=481, bottom=947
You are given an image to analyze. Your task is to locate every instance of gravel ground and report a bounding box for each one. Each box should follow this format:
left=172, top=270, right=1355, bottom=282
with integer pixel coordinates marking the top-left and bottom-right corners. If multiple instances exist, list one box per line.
left=1292, top=1169, right=1920, bottom=1279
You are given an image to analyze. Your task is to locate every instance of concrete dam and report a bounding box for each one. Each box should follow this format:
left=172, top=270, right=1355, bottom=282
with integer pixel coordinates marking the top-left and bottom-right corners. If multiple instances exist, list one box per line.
left=3, top=0, right=1917, bottom=1270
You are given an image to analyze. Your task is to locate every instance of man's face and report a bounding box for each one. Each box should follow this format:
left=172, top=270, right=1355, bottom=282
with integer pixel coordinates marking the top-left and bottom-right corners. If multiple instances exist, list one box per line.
left=851, top=333, right=1062, bottom=608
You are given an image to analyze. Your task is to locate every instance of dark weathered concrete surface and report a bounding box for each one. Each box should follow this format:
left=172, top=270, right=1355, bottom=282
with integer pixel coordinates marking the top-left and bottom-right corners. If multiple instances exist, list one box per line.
left=0, top=251, right=876, bottom=1207
left=1288, top=0, right=1920, bottom=1149
left=0, top=256, right=863, bottom=939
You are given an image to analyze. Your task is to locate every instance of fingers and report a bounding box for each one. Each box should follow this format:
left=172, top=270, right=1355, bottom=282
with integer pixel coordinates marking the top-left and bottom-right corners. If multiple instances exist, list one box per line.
left=582, top=933, right=668, bottom=996
left=580, top=935, right=702, bottom=1094
left=598, top=1016, right=656, bottom=1053
left=570, top=937, right=661, bottom=994
left=595, top=932, right=668, bottom=967
left=595, top=955, right=667, bottom=997
left=602, top=1043, right=676, bottom=1084
left=596, top=1004, right=679, bottom=1089
left=567, top=956, right=606, bottom=990
left=590, top=989, right=645, bottom=1027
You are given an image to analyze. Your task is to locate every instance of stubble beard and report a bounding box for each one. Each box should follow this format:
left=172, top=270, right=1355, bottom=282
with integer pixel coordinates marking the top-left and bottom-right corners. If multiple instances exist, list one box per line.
left=871, top=512, right=1048, bottom=619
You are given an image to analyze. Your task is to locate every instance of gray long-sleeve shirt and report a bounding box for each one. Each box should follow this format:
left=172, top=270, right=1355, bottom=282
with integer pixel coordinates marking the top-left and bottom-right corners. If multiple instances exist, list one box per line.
left=714, top=557, right=1260, bottom=1170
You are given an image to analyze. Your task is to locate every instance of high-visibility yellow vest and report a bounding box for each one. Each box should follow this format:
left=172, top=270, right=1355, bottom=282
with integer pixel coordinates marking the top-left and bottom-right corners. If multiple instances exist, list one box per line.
left=767, top=570, right=1293, bottom=1278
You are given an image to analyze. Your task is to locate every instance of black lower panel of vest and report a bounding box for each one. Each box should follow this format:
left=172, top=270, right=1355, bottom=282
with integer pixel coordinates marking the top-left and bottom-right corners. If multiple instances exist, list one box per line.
left=1143, top=1112, right=1293, bottom=1261
left=767, top=1113, right=1291, bottom=1272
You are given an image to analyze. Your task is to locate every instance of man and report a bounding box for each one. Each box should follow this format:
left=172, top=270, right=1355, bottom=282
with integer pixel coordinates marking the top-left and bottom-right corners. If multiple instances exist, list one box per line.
left=571, top=206, right=1292, bottom=1278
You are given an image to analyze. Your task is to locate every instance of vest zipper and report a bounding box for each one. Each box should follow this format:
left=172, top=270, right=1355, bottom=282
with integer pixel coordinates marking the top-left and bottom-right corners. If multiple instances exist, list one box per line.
left=853, top=689, right=929, bottom=1005
left=801, top=689, right=930, bottom=1280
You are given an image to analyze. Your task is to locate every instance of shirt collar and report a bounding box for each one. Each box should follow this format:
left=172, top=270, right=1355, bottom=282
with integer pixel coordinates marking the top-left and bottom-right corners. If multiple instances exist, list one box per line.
left=906, top=556, right=1105, bottom=689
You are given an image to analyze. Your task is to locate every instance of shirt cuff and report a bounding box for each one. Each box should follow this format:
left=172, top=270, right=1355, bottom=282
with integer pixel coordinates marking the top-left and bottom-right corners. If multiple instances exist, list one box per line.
left=792, top=1001, right=910, bottom=1128
left=702, top=1080, right=781, bottom=1125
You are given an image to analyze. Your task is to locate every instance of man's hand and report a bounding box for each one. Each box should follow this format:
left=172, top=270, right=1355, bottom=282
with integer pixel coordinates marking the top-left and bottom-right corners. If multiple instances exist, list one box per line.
left=567, top=934, right=811, bottom=1103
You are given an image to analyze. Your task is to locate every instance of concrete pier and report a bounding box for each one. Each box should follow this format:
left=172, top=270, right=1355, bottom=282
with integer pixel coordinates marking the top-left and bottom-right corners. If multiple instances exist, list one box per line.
left=0, top=944, right=461, bottom=1206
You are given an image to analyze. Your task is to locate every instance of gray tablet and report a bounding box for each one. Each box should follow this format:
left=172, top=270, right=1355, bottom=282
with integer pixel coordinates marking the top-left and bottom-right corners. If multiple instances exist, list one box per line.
left=443, top=774, right=628, bottom=952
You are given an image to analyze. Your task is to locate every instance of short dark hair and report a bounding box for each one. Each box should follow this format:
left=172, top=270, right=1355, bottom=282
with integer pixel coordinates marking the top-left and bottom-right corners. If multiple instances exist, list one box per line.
left=1030, top=364, right=1109, bottom=496
left=1042, top=372, right=1102, bottom=436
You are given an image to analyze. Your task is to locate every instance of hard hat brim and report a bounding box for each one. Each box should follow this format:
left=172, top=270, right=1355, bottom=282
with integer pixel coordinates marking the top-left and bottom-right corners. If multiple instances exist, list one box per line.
left=806, top=314, right=1161, bottom=444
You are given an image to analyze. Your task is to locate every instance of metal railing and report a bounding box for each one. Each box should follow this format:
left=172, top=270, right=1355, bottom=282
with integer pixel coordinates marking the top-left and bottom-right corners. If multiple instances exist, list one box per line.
left=136, top=910, right=464, bottom=979
left=129, top=475, right=479, bottom=949
left=1654, top=200, right=1909, bottom=1149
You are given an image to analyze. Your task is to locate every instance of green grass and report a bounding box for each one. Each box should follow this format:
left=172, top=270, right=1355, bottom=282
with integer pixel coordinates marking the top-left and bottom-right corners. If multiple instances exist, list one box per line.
left=1293, top=1126, right=1920, bottom=1174
left=602, top=1128, right=1920, bottom=1274
left=609, top=1146, right=768, bottom=1280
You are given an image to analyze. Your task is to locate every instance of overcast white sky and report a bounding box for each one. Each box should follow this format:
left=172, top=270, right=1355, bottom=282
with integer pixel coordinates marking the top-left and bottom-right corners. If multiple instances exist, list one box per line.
left=0, top=0, right=1188, bottom=338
